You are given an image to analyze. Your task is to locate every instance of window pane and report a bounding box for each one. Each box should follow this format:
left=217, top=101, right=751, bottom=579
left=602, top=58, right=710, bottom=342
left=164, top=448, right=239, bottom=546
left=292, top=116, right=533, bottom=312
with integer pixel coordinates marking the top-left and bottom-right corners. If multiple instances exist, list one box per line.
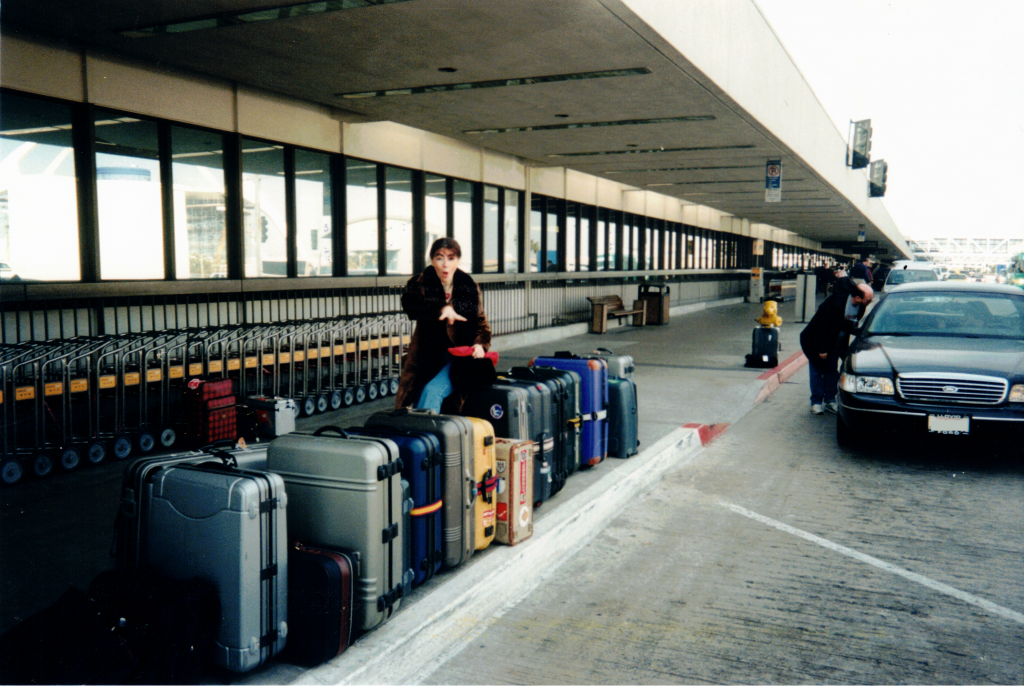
left=295, top=149, right=331, bottom=276
left=483, top=185, right=498, bottom=273
left=452, top=179, right=473, bottom=272
left=241, top=139, right=285, bottom=277
left=545, top=198, right=558, bottom=272
left=0, top=93, right=81, bottom=281
left=631, top=222, right=639, bottom=270
left=94, top=111, right=163, bottom=280
left=565, top=203, right=577, bottom=271
left=346, top=159, right=378, bottom=276
left=579, top=210, right=590, bottom=271
left=608, top=213, right=617, bottom=270
left=529, top=196, right=542, bottom=273
left=385, top=166, right=413, bottom=275
left=425, top=173, right=447, bottom=264
left=171, top=125, right=226, bottom=279
left=503, top=189, right=519, bottom=274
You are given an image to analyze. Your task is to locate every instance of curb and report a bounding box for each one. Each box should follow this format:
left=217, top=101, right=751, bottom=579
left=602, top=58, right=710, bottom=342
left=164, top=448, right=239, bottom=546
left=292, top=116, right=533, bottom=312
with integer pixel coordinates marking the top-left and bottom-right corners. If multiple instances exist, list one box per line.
left=754, top=350, right=808, bottom=404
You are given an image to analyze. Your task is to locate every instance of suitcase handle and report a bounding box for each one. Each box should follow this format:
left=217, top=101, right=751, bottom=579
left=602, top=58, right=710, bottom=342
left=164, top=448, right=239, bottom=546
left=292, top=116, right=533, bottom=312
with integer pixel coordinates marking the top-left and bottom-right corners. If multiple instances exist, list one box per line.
left=313, top=426, right=350, bottom=438
left=553, top=350, right=578, bottom=359
left=594, top=347, right=615, bottom=354
left=198, top=440, right=238, bottom=468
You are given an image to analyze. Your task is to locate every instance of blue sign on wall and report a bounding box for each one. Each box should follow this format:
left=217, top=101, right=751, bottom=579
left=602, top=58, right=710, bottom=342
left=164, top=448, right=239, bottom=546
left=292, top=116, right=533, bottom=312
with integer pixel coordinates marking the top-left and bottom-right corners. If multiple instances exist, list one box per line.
left=765, top=159, right=782, bottom=202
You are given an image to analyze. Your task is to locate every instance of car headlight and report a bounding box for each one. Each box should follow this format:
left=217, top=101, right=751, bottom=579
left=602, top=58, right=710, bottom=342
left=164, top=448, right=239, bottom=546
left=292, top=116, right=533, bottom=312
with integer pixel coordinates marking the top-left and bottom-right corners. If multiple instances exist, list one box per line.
left=1010, top=384, right=1024, bottom=403
left=840, top=373, right=895, bottom=395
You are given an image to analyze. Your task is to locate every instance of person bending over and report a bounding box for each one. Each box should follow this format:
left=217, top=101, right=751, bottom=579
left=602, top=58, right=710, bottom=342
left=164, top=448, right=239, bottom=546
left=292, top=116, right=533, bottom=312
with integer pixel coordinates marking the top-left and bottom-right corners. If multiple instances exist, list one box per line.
left=394, top=238, right=491, bottom=413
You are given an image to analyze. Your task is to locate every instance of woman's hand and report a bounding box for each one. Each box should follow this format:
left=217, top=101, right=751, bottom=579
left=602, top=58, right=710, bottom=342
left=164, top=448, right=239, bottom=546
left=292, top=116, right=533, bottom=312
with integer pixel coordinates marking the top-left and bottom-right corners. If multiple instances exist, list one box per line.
left=470, top=344, right=485, bottom=359
left=439, top=304, right=467, bottom=325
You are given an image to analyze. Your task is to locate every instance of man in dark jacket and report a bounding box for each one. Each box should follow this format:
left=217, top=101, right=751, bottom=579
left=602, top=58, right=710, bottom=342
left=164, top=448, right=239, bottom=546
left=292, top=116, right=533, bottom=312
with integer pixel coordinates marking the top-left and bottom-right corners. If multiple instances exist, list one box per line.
left=850, top=256, right=873, bottom=284
left=799, top=277, right=873, bottom=415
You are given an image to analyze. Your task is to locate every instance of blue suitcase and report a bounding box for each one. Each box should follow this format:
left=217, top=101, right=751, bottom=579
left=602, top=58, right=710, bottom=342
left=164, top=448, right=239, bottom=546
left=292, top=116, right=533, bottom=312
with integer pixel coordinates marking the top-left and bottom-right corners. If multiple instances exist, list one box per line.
left=529, top=353, right=608, bottom=467
left=345, top=426, right=443, bottom=587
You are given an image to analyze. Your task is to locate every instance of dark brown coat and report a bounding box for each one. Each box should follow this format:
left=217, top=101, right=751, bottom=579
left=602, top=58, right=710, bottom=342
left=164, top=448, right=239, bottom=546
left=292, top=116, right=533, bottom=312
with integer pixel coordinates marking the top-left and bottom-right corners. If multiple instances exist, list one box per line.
left=394, top=267, right=491, bottom=412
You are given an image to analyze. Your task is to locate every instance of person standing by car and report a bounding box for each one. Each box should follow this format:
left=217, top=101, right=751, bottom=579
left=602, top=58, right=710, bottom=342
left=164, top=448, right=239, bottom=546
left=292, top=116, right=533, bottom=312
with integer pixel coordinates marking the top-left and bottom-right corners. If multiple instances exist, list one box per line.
left=850, top=256, right=873, bottom=285
left=395, top=237, right=492, bottom=413
left=799, top=277, right=873, bottom=415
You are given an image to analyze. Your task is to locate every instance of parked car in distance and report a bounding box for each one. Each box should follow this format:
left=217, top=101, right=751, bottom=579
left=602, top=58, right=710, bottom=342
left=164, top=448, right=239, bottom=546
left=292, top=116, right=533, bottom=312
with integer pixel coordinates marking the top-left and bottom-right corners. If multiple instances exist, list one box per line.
left=837, top=282, right=1024, bottom=448
left=883, top=267, right=939, bottom=293
left=946, top=272, right=969, bottom=281
left=0, top=261, right=15, bottom=279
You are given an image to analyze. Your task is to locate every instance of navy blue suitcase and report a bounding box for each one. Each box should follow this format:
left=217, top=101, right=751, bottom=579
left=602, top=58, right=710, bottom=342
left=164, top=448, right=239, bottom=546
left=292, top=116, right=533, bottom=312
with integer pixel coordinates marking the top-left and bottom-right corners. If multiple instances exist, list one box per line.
left=607, top=377, right=639, bottom=458
left=345, top=426, right=443, bottom=587
left=530, top=353, right=608, bottom=467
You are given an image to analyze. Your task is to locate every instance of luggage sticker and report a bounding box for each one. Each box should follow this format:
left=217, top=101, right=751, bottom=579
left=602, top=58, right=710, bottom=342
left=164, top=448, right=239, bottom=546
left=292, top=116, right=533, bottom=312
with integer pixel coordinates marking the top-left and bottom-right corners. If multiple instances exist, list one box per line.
left=496, top=502, right=508, bottom=522
left=519, top=506, right=531, bottom=528
left=482, top=509, right=495, bottom=527
left=490, top=403, right=504, bottom=420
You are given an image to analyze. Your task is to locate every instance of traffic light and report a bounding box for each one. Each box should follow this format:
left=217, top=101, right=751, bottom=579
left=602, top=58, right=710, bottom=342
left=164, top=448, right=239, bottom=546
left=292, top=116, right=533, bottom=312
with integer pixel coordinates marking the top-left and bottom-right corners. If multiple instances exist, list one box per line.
left=260, top=216, right=269, bottom=243
left=848, top=119, right=872, bottom=169
left=869, top=159, right=888, bottom=197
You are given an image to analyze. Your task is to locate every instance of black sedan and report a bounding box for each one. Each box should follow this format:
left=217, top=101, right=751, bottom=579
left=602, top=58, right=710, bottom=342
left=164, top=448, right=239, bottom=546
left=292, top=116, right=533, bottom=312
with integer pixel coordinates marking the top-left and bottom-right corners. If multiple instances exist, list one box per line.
left=837, top=282, right=1024, bottom=447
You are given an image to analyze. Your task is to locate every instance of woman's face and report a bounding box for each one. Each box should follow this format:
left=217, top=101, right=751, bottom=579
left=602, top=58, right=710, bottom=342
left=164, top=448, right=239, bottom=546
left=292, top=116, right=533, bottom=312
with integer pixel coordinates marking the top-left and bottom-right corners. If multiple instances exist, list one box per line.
left=431, top=248, right=460, bottom=284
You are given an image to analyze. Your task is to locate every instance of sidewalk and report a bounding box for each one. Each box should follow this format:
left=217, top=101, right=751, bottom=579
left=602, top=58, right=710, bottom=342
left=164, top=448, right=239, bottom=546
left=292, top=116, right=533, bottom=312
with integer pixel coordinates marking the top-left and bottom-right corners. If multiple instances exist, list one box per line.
left=236, top=296, right=810, bottom=685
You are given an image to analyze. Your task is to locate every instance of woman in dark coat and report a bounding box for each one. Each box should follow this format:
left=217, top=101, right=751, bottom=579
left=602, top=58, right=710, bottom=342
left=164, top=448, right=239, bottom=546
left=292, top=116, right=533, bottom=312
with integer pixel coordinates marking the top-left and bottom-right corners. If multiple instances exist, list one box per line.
left=394, top=238, right=491, bottom=413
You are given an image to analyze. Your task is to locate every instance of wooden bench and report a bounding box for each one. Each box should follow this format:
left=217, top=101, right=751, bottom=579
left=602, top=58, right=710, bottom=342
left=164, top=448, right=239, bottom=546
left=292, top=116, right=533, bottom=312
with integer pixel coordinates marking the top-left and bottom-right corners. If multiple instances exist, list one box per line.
left=587, top=295, right=647, bottom=334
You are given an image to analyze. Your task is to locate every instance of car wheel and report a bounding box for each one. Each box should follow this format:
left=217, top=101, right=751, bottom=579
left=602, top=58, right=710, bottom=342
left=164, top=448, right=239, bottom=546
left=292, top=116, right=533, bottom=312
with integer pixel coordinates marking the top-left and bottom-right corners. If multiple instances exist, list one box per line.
left=836, top=413, right=858, bottom=447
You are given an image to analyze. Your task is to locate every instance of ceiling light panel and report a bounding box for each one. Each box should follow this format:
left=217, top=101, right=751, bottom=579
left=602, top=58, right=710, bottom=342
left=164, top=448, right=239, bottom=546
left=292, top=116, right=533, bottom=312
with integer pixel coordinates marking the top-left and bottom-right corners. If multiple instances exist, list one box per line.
left=549, top=144, right=756, bottom=158
left=463, top=114, right=714, bottom=135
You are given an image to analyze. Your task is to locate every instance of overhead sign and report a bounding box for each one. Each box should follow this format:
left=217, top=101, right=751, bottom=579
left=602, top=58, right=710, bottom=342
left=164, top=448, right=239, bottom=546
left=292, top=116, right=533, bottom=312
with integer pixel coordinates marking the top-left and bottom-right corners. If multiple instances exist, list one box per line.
left=857, top=229, right=866, bottom=243
left=765, top=159, right=781, bottom=202
left=821, top=241, right=878, bottom=250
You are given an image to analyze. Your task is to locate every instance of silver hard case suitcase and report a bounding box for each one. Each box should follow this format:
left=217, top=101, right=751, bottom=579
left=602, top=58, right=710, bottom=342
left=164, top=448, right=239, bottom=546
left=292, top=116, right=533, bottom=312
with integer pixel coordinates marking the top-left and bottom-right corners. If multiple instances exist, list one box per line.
left=266, top=426, right=408, bottom=632
left=366, top=408, right=475, bottom=570
left=145, top=463, right=288, bottom=673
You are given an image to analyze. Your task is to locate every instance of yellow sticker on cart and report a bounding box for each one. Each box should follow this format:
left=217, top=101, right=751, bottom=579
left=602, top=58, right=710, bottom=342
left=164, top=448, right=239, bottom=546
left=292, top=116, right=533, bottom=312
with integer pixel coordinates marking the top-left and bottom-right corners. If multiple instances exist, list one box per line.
left=189, top=363, right=203, bottom=376
left=45, top=382, right=63, bottom=396
left=99, top=375, right=116, bottom=389
left=245, top=357, right=258, bottom=368
left=321, top=347, right=331, bottom=358
left=227, top=359, right=241, bottom=371
left=146, top=369, right=162, bottom=382
left=169, top=366, right=184, bottom=379
left=263, top=354, right=275, bottom=365
left=293, top=351, right=305, bottom=362
left=334, top=345, right=345, bottom=356
left=278, top=353, right=291, bottom=364
left=306, top=349, right=318, bottom=359
left=207, top=360, right=223, bottom=373
left=16, top=386, right=35, bottom=400
left=0, top=390, right=3, bottom=404
left=70, top=379, right=89, bottom=393
left=124, top=372, right=140, bottom=386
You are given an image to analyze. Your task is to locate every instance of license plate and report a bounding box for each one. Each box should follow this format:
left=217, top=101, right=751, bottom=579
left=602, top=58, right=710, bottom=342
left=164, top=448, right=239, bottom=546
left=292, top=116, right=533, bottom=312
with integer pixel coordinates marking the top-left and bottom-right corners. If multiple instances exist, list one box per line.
left=928, top=414, right=970, bottom=435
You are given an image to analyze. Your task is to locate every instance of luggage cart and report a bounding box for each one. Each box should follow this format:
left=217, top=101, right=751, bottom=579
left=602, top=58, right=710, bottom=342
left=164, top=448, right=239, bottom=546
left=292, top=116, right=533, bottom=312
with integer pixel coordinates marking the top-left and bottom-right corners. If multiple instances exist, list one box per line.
left=8, top=340, right=70, bottom=479
left=1, top=343, right=43, bottom=485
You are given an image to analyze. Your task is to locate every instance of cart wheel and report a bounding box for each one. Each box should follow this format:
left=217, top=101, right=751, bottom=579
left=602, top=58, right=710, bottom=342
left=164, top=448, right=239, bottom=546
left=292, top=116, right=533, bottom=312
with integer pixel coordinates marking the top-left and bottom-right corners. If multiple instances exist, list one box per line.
left=378, top=380, right=390, bottom=398
left=316, top=394, right=329, bottom=414
left=390, top=378, right=400, bottom=396
left=137, top=431, right=156, bottom=454
left=301, top=396, right=317, bottom=418
left=112, top=435, right=133, bottom=460
left=343, top=388, right=356, bottom=407
left=367, top=383, right=379, bottom=401
left=2, top=459, right=24, bottom=486
left=60, top=446, right=82, bottom=471
left=87, top=441, right=107, bottom=465
left=159, top=427, right=177, bottom=449
left=355, top=386, right=367, bottom=404
left=329, top=390, right=343, bottom=411
left=32, top=453, right=54, bottom=478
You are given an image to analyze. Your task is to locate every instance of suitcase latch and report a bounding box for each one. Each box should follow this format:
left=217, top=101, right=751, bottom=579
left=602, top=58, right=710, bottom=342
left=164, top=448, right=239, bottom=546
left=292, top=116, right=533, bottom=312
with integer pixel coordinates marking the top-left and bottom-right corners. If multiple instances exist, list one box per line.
left=381, top=522, right=399, bottom=545
left=260, top=563, right=278, bottom=581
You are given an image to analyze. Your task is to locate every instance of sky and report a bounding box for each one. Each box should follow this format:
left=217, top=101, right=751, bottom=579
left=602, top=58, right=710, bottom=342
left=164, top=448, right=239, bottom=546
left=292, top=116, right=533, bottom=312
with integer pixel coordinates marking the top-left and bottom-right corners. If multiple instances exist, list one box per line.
left=754, top=0, right=1024, bottom=242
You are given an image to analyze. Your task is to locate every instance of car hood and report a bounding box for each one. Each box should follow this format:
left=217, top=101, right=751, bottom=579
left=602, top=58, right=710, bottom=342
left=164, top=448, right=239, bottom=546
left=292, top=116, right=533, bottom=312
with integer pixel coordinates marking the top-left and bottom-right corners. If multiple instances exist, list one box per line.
left=849, top=335, right=1024, bottom=379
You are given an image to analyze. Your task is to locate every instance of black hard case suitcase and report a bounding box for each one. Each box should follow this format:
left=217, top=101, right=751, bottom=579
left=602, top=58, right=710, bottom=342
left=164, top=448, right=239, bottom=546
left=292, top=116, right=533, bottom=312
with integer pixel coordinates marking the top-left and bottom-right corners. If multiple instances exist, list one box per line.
left=745, top=327, right=780, bottom=368
left=507, top=366, right=581, bottom=494
left=493, top=377, right=555, bottom=506
left=114, top=441, right=269, bottom=572
left=607, top=377, right=640, bottom=458
left=282, top=543, right=354, bottom=667
left=462, top=384, right=530, bottom=441
left=365, top=408, right=476, bottom=570
left=266, top=427, right=407, bottom=632
left=144, top=463, right=288, bottom=673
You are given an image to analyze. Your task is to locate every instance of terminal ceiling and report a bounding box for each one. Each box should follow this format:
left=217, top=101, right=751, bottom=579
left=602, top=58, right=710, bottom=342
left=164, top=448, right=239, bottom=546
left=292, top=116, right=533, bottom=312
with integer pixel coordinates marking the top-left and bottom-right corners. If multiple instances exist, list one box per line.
left=4, top=0, right=901, bottom=256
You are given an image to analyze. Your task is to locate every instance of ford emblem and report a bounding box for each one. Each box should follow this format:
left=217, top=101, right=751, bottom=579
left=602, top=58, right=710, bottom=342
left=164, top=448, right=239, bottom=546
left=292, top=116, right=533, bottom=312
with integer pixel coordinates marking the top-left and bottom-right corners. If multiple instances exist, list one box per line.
left=942, top=386, right=959, bottom=393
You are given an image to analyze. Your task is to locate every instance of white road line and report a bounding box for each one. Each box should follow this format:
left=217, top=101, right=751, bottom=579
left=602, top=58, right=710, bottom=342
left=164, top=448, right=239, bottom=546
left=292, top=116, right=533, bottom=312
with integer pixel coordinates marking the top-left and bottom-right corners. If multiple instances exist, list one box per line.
left=719, top=501, right=1024, bottom=626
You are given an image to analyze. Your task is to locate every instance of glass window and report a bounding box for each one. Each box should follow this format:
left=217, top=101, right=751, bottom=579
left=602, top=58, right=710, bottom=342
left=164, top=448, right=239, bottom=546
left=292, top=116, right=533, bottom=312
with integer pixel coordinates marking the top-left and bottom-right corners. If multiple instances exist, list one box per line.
left=565, top=202, right=577, bottom=271
left=385, top=166, right=413, bottom=275
left=295, top=149, right=331, bottom=276
left=452, top=179, right=473, bottom=272
left=686, top=233, right=695, bottom=269
left=94, top=111, right=163, bottom=280
left=545, top=198, right=558, bottom=272
left=529, top=195, right=542, bottom=273
left=579, top=208, right=590, bottom=271
left=170, top=124, right=227, bottom=279
left=424, top=173, right=447, bottom=262
left=0, top=93, right=81, bottom=281
left=346, top=159, right=378, bottom=276
left=483, top=185, right=499, bottom=273
left=241, top=139, right=285, bottom=278
left=596, top=210, right=607, bottom=271
left=504, top=189, right=519, bottom=274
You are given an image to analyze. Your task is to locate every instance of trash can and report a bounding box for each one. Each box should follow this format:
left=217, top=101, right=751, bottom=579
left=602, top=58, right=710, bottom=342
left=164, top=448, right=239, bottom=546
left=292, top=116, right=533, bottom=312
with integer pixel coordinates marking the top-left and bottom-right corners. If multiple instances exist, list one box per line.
left=637, top=284, right=670, bottom=325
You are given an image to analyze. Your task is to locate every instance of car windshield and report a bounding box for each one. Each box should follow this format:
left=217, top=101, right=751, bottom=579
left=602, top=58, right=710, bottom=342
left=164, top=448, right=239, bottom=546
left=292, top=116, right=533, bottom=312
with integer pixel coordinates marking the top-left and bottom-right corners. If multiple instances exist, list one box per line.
left=886, top=269, right=938, bottom=286
left=866, top=292, right=1024, bottom=338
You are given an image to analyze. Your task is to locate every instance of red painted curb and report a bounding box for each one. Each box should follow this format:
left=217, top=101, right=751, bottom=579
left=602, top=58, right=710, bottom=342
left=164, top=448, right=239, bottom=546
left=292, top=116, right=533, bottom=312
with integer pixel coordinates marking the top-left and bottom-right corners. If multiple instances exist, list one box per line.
left=756, top=350, right=805, bottom=380
left=754, top=351, right=808, bottom=405
left=683, top=422, right=730, bottom=446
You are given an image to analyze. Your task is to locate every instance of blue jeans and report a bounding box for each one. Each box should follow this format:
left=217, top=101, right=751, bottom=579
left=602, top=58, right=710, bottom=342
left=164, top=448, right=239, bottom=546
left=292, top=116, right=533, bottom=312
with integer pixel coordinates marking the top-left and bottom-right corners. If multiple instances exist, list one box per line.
left=805, top=351, right=840, bottom=405
left=413, top=361, right=453, bottom=413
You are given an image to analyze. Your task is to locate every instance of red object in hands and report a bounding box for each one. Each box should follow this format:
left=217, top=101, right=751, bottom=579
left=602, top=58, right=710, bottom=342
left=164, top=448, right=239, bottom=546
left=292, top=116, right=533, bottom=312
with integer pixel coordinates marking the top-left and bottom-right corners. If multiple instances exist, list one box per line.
left=448, top=346, right=499, bottom=367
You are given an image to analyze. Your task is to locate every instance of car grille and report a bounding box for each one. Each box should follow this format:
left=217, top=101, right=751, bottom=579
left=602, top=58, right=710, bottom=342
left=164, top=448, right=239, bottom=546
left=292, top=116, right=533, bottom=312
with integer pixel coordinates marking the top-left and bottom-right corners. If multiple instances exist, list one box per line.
left=896, top=374, right=1008, bottom=405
